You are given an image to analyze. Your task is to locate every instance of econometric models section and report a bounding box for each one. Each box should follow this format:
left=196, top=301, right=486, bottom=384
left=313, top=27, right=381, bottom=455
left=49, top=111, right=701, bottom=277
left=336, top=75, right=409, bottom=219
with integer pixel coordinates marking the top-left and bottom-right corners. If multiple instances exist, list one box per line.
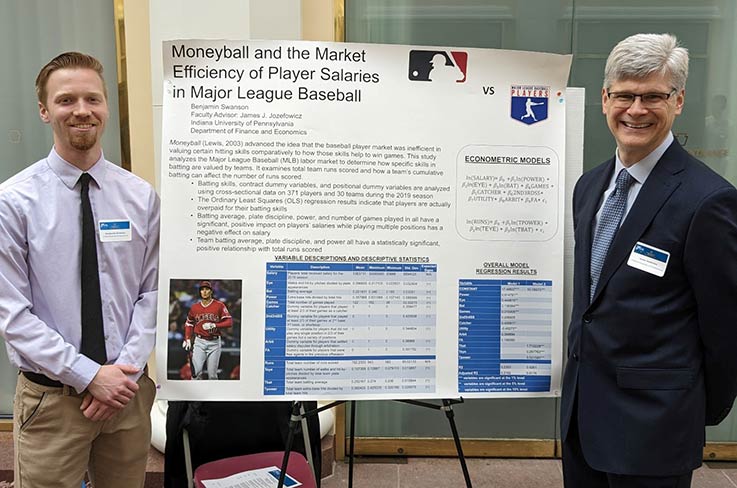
left=458, top=279, right=552, bottom=392
left=264, top=262, right=437, bottom=396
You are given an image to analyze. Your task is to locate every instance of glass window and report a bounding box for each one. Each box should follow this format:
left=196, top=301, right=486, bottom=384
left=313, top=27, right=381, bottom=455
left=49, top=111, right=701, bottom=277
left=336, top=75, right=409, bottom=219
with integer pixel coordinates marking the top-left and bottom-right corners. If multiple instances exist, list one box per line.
left=0, top=0, right=121, bottom=415
left=346, top=0, right=737, bottom=445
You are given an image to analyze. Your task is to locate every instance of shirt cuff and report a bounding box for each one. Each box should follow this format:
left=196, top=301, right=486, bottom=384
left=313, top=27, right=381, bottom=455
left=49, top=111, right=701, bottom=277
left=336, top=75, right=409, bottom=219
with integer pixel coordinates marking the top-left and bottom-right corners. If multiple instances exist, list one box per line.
left=68, top=355, right=102, bottom=393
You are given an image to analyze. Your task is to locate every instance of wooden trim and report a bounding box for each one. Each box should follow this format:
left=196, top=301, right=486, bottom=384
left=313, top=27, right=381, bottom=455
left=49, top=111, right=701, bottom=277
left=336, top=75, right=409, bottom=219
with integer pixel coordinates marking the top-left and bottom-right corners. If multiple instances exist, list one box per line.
left=351, top=438, right=556, bottom=458
left=118, top=0, right=156, bottom=186
left=335, top=403, right=346, bottom=460
left=0, top=419, right=12, bottom=432
left=341, top=437, right=737, bottom=461
left=704, top=443, right=737, bottom=461
left=334, top=0, right=345, bottom=42
left=113, top=0, right=131, bottom=171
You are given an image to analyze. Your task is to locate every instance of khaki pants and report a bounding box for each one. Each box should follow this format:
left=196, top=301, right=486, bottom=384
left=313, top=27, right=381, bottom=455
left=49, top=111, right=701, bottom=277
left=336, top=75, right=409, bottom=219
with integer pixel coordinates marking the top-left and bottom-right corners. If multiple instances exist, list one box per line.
left=13, top=372, right=156, bottom=488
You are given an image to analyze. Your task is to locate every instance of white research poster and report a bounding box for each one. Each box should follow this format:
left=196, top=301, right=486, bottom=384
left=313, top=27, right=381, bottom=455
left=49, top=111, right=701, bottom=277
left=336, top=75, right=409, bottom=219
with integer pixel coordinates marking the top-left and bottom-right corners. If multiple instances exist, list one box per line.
left=156, top=39, right=572, bottom=401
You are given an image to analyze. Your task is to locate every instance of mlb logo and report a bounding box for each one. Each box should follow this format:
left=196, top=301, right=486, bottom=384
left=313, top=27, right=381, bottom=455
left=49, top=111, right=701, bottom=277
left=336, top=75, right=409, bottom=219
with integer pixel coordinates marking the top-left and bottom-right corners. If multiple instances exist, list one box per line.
left=511, top=85, right=550, bottom=125
left=408, top=50, right=468, bottom=83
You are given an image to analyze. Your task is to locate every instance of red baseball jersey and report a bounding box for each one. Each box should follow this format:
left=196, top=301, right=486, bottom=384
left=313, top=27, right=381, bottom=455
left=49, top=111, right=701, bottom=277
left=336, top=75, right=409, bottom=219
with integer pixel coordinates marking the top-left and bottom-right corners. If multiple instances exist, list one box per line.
left=184, top=299, right=233, bottom=340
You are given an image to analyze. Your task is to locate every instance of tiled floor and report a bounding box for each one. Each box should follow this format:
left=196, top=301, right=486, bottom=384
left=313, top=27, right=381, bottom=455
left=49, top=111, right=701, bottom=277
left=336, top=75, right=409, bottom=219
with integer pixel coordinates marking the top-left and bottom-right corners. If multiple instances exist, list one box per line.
left=0, top=432, right=164, bottom=487
left=3, top=431, right=737, bottom=487
left=321, top=457, right=737, bottom=488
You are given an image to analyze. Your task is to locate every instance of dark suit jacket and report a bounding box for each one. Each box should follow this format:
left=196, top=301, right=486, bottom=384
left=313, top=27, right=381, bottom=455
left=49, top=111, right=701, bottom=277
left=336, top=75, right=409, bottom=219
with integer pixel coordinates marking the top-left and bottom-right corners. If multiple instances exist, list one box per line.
left=560, top=140, right=737, bottom=476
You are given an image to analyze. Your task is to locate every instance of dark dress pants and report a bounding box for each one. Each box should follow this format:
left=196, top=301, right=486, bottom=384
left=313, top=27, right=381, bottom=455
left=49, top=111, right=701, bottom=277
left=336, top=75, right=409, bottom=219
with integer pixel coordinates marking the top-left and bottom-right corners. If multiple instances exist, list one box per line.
left=562, top=398, right=693, bottom=488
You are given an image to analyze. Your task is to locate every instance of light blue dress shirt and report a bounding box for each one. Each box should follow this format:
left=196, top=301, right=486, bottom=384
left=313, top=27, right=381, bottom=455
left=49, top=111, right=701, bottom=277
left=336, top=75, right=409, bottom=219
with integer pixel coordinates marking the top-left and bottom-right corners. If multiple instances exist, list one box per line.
left=0, top=148, right=160, bottom=392
left=594, top=132, right=674, bottom=227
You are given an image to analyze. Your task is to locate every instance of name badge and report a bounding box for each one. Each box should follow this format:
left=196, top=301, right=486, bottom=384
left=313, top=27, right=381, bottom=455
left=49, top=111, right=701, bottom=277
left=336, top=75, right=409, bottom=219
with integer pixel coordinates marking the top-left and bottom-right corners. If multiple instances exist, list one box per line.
left=99, top=220, right=132, bottom=242
left=627, top=241, right=670, bottom=277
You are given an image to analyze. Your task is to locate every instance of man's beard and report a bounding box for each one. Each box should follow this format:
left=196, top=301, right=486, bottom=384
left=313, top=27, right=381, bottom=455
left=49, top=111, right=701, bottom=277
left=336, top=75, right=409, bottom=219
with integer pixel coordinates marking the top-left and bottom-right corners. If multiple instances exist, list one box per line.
left=70, top=132, right=97, bottom=151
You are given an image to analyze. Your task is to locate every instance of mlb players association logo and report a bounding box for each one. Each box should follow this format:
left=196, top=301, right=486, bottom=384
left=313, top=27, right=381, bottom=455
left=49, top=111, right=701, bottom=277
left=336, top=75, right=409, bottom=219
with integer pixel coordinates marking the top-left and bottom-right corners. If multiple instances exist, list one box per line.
left=408, top=50, right=468, bottom=83
left=511, top=85, right=550, bottom=125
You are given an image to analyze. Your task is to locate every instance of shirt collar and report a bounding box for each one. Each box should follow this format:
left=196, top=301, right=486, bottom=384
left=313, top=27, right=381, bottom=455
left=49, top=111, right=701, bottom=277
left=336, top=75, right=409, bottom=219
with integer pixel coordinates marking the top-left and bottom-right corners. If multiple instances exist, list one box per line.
left=46, top=147, right=108, bottom=190
left=614, top=132, right=674, bottom=185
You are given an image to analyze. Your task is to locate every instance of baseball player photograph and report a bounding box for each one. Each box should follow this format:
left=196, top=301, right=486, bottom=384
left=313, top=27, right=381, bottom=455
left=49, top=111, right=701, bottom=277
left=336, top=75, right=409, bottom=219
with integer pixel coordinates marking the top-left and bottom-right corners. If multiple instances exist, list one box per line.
left=167, top=279, right=242, bottom=380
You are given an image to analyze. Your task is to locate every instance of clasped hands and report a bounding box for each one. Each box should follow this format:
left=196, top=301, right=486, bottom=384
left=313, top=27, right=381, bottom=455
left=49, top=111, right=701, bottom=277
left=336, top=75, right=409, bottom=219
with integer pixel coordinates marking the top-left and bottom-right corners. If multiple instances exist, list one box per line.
left=80, top=364, right=140, bottom=421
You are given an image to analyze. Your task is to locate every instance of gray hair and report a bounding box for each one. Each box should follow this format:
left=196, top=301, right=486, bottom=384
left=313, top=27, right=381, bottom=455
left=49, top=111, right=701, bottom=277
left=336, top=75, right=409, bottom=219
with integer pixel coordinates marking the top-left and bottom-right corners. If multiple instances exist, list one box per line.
left=604, top=33, right=689, bottom=91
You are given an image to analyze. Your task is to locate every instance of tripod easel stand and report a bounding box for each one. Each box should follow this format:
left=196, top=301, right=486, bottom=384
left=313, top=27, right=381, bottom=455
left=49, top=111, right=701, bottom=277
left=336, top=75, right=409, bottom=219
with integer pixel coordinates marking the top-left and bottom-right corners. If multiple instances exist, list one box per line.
left=277, top=398, right=473, bottom=488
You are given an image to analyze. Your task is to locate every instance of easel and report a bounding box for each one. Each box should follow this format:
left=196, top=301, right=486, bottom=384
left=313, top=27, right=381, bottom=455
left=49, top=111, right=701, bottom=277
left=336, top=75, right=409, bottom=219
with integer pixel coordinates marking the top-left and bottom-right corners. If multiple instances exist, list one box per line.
left=277, top=399, right=473, bottom=488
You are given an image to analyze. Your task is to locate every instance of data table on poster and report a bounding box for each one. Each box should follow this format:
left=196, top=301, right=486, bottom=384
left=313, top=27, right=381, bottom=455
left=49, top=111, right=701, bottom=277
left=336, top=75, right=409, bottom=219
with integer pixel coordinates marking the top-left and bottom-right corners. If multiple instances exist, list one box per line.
left=264, top=262, right=438, bottom=396
left=458, top=279, right=552, bottom=393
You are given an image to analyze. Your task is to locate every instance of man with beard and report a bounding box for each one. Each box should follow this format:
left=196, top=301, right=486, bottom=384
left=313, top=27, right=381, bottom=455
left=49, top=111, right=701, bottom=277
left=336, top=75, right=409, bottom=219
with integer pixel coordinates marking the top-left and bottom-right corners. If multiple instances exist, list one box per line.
left=0, top=52, right=159, bottom=488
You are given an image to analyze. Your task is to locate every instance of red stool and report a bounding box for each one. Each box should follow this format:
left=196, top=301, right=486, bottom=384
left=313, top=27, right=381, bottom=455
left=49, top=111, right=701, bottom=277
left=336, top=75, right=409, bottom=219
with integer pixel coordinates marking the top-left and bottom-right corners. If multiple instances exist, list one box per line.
left=194, top=451, right=317, bottom=488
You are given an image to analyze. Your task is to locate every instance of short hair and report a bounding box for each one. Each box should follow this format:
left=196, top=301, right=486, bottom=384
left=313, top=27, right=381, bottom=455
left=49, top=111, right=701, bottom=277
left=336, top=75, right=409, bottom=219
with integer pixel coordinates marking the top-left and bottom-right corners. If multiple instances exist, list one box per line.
left=35, top=52, right=107, bottom=104
left=604, top=33, right=689, bottom=91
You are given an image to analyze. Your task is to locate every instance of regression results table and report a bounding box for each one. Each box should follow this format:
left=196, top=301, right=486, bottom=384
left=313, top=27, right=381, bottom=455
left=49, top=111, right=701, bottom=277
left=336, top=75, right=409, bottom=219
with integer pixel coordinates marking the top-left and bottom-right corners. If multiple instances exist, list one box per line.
left=458, top=279, right=552, bottom=393
left=264, top=262, right=437, bottom=396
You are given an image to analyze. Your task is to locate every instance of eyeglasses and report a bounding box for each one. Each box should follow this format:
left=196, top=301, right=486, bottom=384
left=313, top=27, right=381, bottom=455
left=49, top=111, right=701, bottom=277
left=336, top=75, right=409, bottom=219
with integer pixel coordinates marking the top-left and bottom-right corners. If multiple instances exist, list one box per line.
left=606, top=89, right=677, bottom=108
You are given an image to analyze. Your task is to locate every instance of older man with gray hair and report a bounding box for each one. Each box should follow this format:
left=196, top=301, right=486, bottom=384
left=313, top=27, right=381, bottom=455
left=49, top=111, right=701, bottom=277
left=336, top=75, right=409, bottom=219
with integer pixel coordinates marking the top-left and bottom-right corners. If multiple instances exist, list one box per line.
left=560, top=33, right=737, bottom=487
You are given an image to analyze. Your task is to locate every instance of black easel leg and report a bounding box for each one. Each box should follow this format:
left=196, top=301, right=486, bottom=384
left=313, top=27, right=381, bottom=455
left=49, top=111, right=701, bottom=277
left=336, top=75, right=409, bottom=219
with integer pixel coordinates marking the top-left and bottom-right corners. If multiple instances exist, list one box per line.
left=442, top=399, right=473, bottom=488
left=348, top=400, right=356, bottom=488
left=278, top=401, right=302, bottom=488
